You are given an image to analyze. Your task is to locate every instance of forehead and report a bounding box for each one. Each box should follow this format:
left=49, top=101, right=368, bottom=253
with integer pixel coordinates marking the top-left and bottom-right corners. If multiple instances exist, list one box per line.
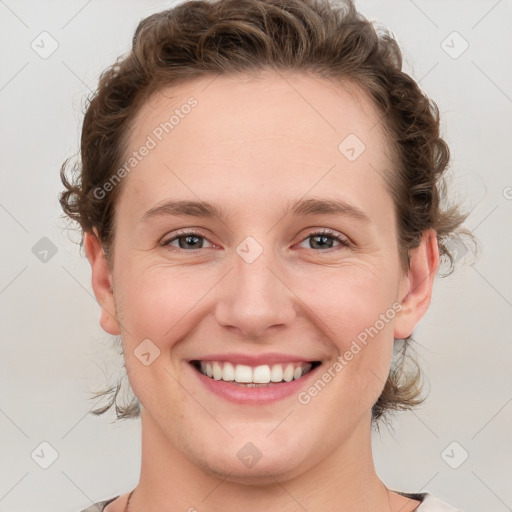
left=121, top=72, right=394, bottom=222
left=129, top=71, right=389, bottom=157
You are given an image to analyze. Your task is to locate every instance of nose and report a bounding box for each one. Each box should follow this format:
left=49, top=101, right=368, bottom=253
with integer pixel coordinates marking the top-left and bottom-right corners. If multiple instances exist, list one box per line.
left=214, top=244, right=297, bottom=339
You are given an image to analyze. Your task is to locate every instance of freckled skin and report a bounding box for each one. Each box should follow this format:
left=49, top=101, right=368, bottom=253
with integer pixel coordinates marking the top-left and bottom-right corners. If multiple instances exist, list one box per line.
left=86, top=72, right=438, bottom=512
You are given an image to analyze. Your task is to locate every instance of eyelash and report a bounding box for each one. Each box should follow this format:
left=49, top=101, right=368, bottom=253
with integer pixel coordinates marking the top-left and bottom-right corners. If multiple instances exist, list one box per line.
left=160, top=229, right=350, bottom=253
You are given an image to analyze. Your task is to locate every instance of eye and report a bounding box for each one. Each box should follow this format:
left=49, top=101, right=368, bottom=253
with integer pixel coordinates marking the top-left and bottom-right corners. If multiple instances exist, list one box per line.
left=297, top=229, right=350, bottom=251
left=161, top=230, right=215, bottom=251
left=160, top=228, right=350, bottom=253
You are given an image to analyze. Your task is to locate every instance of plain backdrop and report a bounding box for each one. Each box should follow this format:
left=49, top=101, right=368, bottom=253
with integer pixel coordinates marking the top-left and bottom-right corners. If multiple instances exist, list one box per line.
left=1, top=1, right=511, bottom=511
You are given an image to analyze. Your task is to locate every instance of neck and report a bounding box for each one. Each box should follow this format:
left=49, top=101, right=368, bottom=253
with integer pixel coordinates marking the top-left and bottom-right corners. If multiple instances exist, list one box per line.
left=130, top=408, right=393, bottom=512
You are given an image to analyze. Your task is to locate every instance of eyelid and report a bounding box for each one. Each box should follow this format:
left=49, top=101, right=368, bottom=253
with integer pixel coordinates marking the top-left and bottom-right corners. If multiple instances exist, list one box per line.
left=160, top=228, right=216, bottom=249
left=295, top=228, right=351, bottom=249
left=160, top=227, right=351, bottom=252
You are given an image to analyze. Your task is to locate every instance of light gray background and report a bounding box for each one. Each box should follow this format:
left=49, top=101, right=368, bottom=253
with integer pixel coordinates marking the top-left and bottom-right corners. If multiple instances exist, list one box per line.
left=1, top=1, right=511, bottom=511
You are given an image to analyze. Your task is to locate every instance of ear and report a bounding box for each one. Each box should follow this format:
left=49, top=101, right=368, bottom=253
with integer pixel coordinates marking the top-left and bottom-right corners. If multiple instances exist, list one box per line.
left=84, top=230, right=121, bottom=336
left=394, top=229, right=440, bottom=339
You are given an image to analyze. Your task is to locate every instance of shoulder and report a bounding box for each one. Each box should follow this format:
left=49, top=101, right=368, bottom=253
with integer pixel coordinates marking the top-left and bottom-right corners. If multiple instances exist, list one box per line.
left=80, top=496, right=119, bottom=512
left=399, top=491, right=464, bottom=512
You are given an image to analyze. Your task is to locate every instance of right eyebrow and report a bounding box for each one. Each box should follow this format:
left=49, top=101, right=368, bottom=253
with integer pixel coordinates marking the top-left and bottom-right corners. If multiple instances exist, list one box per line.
left=140, top=200, right=225, bottom=223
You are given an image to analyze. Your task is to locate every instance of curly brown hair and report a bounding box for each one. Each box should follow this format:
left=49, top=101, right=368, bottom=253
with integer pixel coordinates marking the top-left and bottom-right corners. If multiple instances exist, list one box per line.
left=60, top=0, right=474, bottom=423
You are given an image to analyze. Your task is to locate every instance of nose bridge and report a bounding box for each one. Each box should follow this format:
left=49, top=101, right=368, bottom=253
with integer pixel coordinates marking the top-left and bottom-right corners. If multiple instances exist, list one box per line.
left=214, top=237, right=296, bottom=337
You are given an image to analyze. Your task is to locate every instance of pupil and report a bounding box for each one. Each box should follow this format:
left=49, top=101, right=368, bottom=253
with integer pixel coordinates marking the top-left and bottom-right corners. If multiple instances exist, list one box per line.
left=180, top=235, right=202, bottom=249
left=312, top=235, right=332, bottom=249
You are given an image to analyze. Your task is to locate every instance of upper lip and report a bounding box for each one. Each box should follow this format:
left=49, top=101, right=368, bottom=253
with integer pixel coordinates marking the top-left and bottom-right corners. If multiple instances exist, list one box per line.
left=188, top=352, right=321, bottom=366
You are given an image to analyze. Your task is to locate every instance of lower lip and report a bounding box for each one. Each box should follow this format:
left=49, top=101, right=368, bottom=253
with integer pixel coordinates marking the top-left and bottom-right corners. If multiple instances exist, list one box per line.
left=189, top=362, right=321, bottom=404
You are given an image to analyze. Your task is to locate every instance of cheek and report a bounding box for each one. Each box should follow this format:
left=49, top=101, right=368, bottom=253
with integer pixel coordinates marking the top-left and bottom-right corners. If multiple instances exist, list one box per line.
left=112, top=265, right=201, bottom=417
left=113, top=262, right=211, bottom=339
left=297, top=263, right=400, bottom=345
left=295, top=266, right=398, bottom=401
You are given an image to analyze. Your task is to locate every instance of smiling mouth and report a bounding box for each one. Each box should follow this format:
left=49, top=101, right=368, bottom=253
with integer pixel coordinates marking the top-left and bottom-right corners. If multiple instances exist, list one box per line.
left=190, top=360, right=322, bottom=387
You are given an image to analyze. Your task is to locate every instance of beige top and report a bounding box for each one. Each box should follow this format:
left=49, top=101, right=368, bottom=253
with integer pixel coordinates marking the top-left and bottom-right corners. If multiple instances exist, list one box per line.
left=80, top=491, right=464, bottom=511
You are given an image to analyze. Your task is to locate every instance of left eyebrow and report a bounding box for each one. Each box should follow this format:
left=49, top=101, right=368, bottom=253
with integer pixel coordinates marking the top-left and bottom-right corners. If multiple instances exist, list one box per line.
left=287, top=197, right=371, bottom=223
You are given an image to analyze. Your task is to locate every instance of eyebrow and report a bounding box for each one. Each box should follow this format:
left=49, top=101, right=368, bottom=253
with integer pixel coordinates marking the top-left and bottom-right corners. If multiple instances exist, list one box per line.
left=140, top=197, right=370, bottom=224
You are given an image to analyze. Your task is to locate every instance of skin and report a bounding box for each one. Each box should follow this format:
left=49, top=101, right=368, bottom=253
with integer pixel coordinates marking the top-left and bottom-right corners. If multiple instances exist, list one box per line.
left=85, top=72, right=439, bottom=512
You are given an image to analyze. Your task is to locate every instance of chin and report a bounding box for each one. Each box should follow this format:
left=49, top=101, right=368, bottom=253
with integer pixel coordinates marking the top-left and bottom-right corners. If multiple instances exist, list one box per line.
left=184, top=430, right=314, bottom=484
left=196, top=451, right=306, bottom=485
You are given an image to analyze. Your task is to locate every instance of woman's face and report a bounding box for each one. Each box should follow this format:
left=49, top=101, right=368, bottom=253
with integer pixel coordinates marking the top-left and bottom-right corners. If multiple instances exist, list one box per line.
left=88, top=72, right=436, bottom=482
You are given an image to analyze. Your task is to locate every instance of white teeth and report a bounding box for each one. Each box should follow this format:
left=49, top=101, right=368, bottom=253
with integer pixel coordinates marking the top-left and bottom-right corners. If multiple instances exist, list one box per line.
left=234, top=364, right=253, bottom=383
left=196, top=360, right=315, bottom=384
left=253, top=365, right=271, bottom=384
left=283, top=364, right=294, bottom=382
left=222, top=362, right=235, bottom=381
left=270, top=364, right=283, bottom=382
left=212, top=362, right=223, bottom=380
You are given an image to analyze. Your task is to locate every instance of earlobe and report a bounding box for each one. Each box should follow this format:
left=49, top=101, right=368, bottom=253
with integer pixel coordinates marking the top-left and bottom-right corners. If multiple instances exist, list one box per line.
left=84, top=231, right=121, bottom=336
left=394, top=229, right=440, bottom=339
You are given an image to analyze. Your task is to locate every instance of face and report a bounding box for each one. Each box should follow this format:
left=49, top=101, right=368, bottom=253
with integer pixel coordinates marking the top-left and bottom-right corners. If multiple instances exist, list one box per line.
left=87, top=72, right=437, bottom=483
